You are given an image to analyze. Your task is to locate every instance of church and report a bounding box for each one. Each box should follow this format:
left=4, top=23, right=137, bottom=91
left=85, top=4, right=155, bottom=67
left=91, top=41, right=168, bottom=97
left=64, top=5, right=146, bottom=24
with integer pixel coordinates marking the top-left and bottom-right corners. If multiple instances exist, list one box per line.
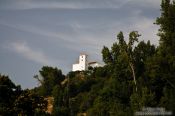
left=72, top=54, right=103, bottom=71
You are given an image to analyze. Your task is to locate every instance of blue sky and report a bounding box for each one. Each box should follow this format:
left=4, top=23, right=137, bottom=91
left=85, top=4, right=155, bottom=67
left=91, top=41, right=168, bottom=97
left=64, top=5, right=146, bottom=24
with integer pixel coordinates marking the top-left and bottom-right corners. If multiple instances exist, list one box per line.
left=0, top=0, right=161, bottom=89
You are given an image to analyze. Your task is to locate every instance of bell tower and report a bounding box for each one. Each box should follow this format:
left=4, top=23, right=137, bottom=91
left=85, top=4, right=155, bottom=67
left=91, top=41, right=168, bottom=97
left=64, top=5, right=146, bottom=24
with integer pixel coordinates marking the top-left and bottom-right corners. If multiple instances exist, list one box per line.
left=79, top=54, right=88, bottom=71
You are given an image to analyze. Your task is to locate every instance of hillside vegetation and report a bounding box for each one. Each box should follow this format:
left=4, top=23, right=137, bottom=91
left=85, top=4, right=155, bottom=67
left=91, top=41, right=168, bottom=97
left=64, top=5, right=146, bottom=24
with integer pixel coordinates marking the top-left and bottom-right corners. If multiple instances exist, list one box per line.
left=1, top=0, right=175, bottom=115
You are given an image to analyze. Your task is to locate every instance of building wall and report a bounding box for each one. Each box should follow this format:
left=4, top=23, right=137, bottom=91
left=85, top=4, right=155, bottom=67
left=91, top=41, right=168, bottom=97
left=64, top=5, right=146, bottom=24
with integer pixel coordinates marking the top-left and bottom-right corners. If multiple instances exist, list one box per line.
left=72, top=63, right=80, bottom=71
left=79, top=54, right=88, bottom=70
left=72, top=54, right=88, bottom=71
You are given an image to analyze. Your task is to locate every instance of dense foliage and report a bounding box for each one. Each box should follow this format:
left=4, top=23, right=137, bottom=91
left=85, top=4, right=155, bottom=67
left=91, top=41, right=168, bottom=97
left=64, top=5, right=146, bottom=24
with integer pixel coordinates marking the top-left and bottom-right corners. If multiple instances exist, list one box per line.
left=0, top=74, right=48, bottom=115
left=1, top=0, right=175, bottom=115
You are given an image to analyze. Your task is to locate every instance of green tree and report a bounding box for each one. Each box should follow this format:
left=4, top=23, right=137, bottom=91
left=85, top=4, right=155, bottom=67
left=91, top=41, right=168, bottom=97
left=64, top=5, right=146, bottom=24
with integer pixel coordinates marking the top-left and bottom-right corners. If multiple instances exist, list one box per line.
left=0, top=74, right=21, bottom=115
left=35, top=66, right=65, bottom=96
left=156, top=0, right=175, bottom=54
left=52, top=85, right=69, bottom=116
left=144, top=0, right=175, bottom=112
left=130, top=87, right=156, bottom=112
left=127, top=31, right=141, bottom=92
left=102, top=31, right=140, bottom=92
left=14, top=89, right=48, bottom=115
left=102, top=46, right=113, bottom=64
left=0, top=74, right=48, bottom=115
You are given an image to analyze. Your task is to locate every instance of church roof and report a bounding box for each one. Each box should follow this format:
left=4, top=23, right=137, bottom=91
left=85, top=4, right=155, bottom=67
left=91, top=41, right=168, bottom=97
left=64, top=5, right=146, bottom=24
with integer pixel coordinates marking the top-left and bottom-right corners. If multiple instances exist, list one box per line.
left=88, top=61, right=97, bottom=65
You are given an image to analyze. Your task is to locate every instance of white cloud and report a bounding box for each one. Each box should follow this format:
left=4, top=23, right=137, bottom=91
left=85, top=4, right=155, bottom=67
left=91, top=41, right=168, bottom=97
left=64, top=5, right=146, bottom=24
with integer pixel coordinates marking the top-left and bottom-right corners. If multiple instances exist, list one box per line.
left=8, top=41, right=59, bottom=66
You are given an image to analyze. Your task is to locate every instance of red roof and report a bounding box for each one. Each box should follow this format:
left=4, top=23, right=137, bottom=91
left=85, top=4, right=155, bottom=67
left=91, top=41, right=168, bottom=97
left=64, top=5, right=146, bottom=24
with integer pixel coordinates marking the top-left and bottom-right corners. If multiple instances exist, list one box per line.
left=88, top=62, right=97, bottom=65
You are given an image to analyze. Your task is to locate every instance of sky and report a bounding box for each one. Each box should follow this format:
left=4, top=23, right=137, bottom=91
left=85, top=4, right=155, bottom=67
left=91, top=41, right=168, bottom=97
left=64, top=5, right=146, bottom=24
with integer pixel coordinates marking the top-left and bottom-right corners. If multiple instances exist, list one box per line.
left=0, top=0, right=161, bottom=89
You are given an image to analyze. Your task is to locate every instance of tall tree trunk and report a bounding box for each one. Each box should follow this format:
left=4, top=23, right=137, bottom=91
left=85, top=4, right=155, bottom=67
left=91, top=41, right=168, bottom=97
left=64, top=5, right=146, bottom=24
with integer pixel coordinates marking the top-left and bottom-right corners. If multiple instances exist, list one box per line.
left=129, top=62, right=137, bottom=92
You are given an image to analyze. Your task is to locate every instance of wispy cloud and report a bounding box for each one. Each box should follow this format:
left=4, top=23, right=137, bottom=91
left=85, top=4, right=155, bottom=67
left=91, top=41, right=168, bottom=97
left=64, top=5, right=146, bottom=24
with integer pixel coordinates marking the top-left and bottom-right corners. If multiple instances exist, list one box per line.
left=0, top=0, right=161, bottom=11
left=0, top=20, right=103, bottom=47
left=6, top=41, right=59, bottom=66
left=0, top=0, right=133, bottom=10
left=0, top=21, right=75, bottom=44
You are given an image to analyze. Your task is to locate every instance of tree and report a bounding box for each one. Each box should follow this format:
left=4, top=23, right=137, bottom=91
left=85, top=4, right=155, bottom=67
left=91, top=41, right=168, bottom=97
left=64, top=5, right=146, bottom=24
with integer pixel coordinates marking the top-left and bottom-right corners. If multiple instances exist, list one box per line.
left=35, top=66, right=65, bottom=96
left=156, top=0, right=175, bottom=55
left=0, top=74, right=48, bottom=115
left=102, top=31, right=140, bottom=92
left=127, top=31, right=141, bottom=92
left=0, top=74, right=21, bottom=115
left=14, top=89, right=48, bottom=115
left=144, top=0, right=175, bottom=112
left=130, top=87, right=156, bottom=112
left=102, top=46, right=113, bottom=64
left=133, top=41, right=156, bottom=76
left=52, top=85, right=69, bottom=116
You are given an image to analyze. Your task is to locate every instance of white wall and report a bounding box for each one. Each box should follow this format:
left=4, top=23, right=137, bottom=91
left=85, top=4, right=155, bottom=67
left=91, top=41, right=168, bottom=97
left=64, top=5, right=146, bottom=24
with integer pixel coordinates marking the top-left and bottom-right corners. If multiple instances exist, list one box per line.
left=72, top=63, right=80, bottom=71
left=79, top=54, right=88, bottom=71
left=72, top=54, right=88, bottom=71
left=72, top=54, right=104, bottom=71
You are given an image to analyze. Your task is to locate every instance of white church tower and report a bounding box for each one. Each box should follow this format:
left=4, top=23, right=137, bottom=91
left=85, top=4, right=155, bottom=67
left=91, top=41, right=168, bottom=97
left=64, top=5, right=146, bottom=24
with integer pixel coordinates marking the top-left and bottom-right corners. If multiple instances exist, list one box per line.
left=72, top=54, right=88, bottom=71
